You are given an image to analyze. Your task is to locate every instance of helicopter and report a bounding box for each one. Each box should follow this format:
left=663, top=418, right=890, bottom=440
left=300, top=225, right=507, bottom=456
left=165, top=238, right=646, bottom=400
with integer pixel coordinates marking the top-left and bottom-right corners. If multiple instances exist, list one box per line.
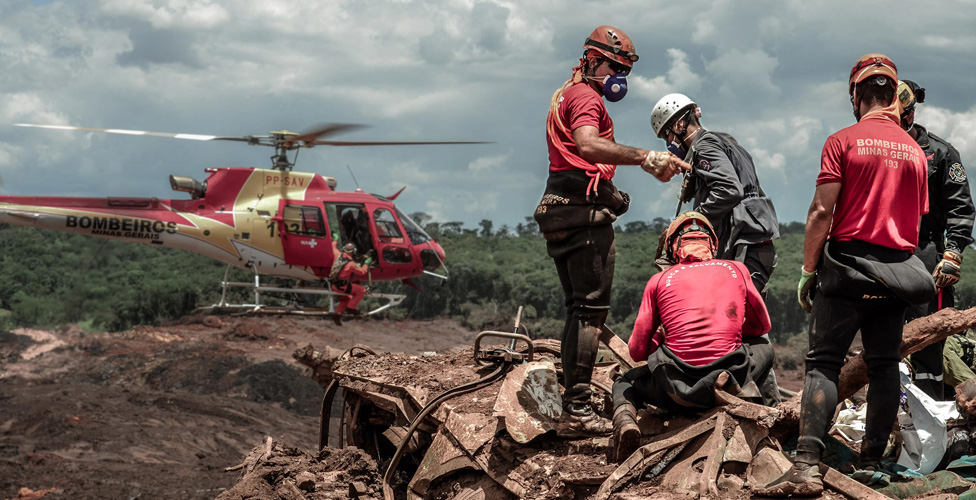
left=0, top=123, right=486, bottom=318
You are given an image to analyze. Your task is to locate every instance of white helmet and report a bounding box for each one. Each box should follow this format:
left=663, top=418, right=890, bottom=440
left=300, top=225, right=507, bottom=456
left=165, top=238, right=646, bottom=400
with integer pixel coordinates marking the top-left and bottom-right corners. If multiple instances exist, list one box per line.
left=651, top=93, right=697, bottom=138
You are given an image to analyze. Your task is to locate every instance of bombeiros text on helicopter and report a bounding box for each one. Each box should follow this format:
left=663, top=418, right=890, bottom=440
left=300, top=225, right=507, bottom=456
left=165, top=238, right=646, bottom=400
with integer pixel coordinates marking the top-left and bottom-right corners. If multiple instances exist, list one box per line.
left=1, top=122, right=489, bottom=319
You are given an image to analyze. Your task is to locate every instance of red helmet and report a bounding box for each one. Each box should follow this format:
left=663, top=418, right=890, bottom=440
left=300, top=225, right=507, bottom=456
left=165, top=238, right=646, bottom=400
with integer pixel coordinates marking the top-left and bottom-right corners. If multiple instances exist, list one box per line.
left=849, top=53, right=897, bottom=96
left=665, top=212, right=718, bottom=264
left=584, top=25, right=638, bottom=68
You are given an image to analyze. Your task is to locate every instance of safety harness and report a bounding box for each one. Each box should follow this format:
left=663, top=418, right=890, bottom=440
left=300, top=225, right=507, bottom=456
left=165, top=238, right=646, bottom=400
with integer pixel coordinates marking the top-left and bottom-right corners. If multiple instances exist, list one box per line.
left=328, top=253, right=352, bottom=287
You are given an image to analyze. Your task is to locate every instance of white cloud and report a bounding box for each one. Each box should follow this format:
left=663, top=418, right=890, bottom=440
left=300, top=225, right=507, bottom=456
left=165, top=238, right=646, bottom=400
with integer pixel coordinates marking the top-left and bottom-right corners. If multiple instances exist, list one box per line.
left=918, top=105, right=976, bottom=164
left=424, top=199, right=448, bottom=223
left=382, top=160, right=431, bottom=187
left=631, top=49, right=703, bottom=102
left=705, top=49, right=779, bottom=100
left=468, top=154, right=507, bottom=172
left=464, top=190, right=499, bottom=213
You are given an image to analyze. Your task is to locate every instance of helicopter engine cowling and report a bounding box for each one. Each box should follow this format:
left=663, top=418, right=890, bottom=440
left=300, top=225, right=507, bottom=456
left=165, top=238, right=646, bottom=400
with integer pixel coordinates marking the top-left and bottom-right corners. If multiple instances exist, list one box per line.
left=169, top=175, right=206, bottom=199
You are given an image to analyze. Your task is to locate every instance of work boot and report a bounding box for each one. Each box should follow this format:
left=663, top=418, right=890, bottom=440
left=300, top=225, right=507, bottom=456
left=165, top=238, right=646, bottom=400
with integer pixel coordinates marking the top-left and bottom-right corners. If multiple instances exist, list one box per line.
left=332, top=314, right=343, bottom=326
left=754, top=462, right=823, bottom=497
left=556, top=404, right=612, bottom=438
left=346, top=308, right=362, bottom=317
left=611, top=404, right=641, bottom=462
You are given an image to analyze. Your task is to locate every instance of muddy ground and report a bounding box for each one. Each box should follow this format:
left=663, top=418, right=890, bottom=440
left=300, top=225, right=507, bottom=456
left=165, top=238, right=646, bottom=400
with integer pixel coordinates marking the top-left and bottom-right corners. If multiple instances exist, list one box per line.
left=0, top=316, right=479, bottom=500
left=0, top=315, right=812, bottom=500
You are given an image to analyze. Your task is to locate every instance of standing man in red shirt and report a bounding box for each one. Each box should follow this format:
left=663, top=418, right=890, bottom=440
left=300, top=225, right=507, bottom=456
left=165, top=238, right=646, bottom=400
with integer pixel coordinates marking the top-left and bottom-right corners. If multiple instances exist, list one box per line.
left=534, top=25, right=689, bottom=437
left=610, top=212, right=774, bottom=461
left=761, top=54, right=934, bottom=496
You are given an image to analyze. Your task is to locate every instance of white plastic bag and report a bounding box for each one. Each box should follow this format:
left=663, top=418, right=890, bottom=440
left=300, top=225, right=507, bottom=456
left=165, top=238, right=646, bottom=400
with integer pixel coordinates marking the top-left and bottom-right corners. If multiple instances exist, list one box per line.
left=896, top=362, right=960, bottom=474
left=831, top=400, right=867, bottom=442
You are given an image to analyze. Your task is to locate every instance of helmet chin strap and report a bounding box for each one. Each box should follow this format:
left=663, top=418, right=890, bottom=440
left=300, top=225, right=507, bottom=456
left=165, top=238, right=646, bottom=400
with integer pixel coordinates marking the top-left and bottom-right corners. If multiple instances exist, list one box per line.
left=851, top=93, right=862, bottom=121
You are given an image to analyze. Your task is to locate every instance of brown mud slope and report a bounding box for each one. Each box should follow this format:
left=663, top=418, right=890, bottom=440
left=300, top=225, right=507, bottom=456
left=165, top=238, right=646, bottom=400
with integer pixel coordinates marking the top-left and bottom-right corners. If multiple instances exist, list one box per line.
left=0, top=316, right=478, bottom=500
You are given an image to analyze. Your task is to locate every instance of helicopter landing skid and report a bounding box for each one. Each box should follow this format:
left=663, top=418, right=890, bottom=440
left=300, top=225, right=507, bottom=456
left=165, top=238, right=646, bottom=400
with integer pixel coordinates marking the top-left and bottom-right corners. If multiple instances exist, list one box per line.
left=195, top=265, right=406, bottom=317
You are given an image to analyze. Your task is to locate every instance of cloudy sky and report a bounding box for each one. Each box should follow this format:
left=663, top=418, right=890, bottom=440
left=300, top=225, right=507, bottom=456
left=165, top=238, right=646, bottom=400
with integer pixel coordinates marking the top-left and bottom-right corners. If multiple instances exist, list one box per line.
left=2, top=0, right=976, bottom=230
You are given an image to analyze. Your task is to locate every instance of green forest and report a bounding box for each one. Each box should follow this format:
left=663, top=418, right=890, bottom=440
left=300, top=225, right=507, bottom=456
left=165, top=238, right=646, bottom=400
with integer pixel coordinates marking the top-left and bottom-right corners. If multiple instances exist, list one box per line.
left=2, top=217, right=974, bottom=346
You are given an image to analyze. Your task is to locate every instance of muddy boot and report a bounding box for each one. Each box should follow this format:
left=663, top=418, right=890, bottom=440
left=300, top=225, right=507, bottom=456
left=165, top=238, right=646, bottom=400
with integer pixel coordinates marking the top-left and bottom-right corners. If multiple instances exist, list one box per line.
left=556, top=403, right=611, bottom=438
left=754, top=462, right=823, bottom=497
left=611, top=403, right=641, bottom=462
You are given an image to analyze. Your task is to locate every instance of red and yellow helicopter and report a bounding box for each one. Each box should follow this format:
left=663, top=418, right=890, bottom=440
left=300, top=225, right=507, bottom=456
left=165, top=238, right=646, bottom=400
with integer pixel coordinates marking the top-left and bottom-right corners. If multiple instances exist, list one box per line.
left=1, top=123, right=484, bottom=317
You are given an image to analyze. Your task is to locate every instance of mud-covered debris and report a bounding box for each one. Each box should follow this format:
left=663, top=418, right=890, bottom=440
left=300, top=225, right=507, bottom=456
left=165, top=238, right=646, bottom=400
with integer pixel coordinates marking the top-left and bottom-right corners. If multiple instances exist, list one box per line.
left=334, top=349, right=484, bottom=408
left=226, top=321, right=270, bottom=341
left=287, top=339, right=976, bottom=499
left=348, top=481, right=369, bottom=497
left=294, top=344, right=347, bottom=385
left=218, top=438, right=381, bottom=500
left=8, top=487, right=60, bottom=500
left=492, top=360, right=562, bottom=444
left=956, top=377, right=976, bottom=416
left=203, top=315, right=224, bottom=328
left=295, top=471, right=316, bottom=491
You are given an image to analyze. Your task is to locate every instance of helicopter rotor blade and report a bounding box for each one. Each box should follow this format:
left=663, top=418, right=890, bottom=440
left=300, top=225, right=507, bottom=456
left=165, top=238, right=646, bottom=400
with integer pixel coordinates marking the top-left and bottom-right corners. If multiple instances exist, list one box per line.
left=291, top=123, right=368, bottom=143
left=13, top=123, right=255, bottom=143
left=308, top=140, right=492, bottom=146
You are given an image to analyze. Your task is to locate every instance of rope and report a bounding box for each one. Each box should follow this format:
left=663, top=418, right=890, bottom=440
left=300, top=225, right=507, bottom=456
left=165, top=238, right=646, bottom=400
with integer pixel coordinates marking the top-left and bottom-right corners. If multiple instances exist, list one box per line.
left=547, top=62, right=616, bottom=197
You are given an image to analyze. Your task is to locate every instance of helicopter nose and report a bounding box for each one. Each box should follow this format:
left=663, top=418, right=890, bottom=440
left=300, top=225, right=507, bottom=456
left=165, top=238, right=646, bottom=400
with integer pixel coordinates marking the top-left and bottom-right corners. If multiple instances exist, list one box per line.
left=432, top=240, right=445, bottom=262
left=419, top=240, right=446, bottom=271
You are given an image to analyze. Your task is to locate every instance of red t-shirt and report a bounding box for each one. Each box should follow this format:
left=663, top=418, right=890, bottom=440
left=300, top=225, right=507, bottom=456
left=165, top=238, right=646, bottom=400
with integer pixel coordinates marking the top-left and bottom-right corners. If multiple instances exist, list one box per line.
left=818, top=116, right=929, bottom=250
left=628, top=260, right=771, bottom=366
left=547, top=82, right=614, bottom=172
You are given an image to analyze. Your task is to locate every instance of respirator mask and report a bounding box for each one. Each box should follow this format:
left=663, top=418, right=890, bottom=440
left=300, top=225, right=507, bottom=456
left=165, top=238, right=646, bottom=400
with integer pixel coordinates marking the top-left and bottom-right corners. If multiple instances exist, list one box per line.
left=602, top=73, right=628, bottom=102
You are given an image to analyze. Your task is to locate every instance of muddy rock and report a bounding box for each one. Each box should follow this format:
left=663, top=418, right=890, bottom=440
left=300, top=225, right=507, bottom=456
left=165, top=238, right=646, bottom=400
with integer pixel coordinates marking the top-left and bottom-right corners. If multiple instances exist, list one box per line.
left=956, top=377, right=976, bottom=416
left=218, top=440, right=382, bottom=500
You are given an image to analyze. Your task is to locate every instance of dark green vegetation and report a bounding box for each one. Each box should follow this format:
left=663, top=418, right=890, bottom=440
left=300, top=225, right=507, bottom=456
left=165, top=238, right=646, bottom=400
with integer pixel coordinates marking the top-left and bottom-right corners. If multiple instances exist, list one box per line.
left=2, top=218, right=974, bottom=344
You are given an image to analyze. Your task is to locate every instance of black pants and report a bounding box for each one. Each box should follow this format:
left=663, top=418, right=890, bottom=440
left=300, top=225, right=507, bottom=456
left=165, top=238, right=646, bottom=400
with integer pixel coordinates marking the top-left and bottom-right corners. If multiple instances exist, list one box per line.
left=611, top=339, right=775, bottom=413
left=906, top=240, right=953, bottom=400
left=739, top=241, right=778, bottom=294
left=546, top=224, right=615, bottom=409
left=795, top=293, right=906, bottom=466
left=736, top=241, right=781, bottom=404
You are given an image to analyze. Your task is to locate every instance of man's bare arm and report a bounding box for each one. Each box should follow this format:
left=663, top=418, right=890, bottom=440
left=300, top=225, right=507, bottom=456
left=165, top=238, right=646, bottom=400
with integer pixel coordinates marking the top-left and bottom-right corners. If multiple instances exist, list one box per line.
left=573, top=125, right=648, bottom=165
left=803, top=182, right=841, bottom=272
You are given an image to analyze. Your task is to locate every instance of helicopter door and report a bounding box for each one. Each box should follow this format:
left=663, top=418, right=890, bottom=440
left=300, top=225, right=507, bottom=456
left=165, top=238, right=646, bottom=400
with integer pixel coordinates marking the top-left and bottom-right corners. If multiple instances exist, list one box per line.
left=326, top=203, right=376, bottom=261
left=372, top=208, right=413, bottom=270
left=276, top=202, right=332, bottom=276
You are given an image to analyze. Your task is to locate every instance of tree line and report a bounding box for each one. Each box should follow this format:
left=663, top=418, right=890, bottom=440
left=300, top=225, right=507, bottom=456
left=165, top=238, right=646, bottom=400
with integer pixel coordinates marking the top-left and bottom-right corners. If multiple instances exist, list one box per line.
left=0, top=218, right=972, bottom=345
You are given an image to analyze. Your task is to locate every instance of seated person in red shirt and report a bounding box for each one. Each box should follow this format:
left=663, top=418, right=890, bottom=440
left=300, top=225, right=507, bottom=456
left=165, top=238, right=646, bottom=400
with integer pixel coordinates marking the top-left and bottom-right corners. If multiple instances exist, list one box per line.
left=330, top=242, right=371, bottom=325
left=610, top=212, right=775, bottom=461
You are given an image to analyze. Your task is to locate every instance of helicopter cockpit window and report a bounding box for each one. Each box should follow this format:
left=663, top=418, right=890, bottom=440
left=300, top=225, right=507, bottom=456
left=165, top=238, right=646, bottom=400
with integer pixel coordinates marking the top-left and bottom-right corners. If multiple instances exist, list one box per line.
left=395, top=207, right=432, bottom=245
left=372, top=208, right=404, bottom=243
left=282, top=205, right=326, bottom=237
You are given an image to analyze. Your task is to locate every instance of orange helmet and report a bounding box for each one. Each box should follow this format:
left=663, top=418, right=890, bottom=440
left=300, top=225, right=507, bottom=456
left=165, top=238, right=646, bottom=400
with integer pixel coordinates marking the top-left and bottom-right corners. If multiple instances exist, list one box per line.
left=664, top=212, right=718, bottom=264
left=584, top=25, right=638, bottom=68
left=849, top=53, right=897, bottom=96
